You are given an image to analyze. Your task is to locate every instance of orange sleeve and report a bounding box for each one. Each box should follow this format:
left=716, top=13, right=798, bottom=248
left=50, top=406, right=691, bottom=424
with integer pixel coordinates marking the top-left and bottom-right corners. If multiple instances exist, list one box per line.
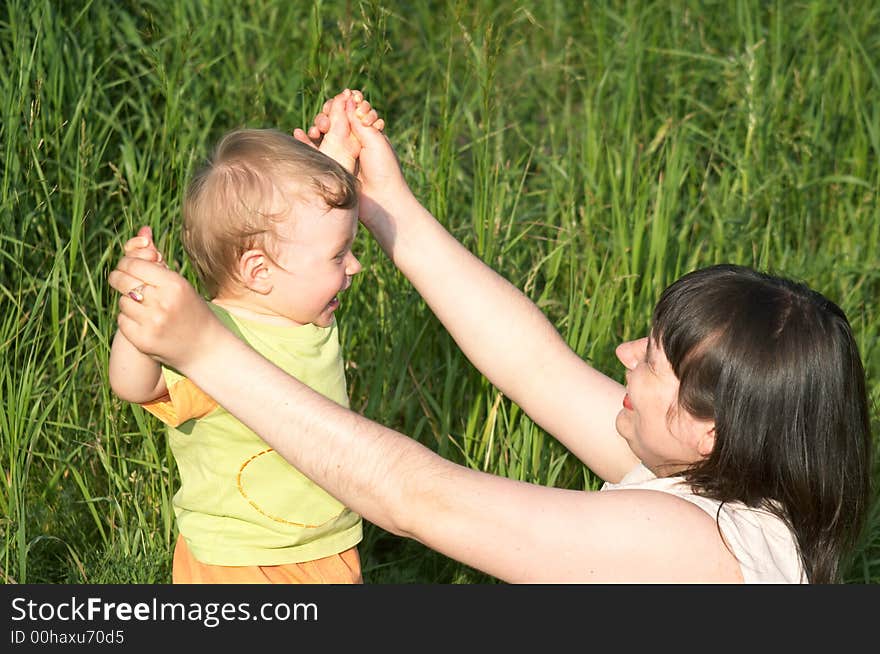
left=141, top=377, right=218, bottom=427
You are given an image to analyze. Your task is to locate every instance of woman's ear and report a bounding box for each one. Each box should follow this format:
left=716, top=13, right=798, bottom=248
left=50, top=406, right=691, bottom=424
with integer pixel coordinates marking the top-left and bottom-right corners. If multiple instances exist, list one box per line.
left=239, top=249, right=273, bottom=294
left=696, top=424, right=716, bottom=458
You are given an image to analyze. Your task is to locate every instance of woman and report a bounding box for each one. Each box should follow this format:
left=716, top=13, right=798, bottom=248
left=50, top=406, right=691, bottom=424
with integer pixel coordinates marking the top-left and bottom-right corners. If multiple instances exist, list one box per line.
left=109, top=97, right=872, bottom=583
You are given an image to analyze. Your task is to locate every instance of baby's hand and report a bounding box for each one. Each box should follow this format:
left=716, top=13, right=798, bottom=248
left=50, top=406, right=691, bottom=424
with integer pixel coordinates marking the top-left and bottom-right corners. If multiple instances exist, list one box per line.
left=293, top=89, right=384, bottom=173
left=308, top=89, right=385, bottom=142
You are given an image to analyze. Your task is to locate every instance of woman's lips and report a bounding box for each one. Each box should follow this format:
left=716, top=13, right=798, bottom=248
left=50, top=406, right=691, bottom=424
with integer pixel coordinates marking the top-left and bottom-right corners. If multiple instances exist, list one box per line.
left=622, top=394, right=633, bottom=410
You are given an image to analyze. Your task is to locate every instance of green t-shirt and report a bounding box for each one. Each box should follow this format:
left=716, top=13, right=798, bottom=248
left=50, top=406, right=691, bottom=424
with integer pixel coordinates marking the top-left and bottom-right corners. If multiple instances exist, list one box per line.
left=153, top=303, right=362, bottom=566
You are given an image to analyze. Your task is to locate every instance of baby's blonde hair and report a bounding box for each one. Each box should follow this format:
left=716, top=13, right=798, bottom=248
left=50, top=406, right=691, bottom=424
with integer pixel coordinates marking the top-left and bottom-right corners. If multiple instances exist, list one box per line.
left=182, top=128, right=358, bottom=298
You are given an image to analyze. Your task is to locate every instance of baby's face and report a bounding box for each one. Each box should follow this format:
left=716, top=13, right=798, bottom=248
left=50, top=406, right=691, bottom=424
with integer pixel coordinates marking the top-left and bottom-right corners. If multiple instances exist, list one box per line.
left=264, top=193, right=362, bottom=328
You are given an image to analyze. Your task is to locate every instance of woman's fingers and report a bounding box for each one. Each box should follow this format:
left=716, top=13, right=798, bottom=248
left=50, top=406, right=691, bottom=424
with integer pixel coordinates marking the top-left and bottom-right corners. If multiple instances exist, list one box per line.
left=113, top=257, right=176, bottom=288
left=109, top=267, right=149, bottom=297
left=314, top=112, right=331, bottom=134
left=292, top=127, right=318, bottom=149
left=109, top=258, right=215, bottom=366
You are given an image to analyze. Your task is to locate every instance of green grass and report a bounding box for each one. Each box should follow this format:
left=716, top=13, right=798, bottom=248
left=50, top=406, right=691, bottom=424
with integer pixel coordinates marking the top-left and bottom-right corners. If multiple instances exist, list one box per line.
left=1, top=0, right=878, bottom=584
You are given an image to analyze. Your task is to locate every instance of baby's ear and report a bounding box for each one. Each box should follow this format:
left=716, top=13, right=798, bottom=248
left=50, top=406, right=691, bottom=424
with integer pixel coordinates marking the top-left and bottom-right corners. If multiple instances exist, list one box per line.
left=239, top=249, right=273, bottom=294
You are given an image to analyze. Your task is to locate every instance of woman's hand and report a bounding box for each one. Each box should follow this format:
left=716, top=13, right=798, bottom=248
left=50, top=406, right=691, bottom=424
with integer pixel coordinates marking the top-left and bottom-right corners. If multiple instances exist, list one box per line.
left=108, top=256, right=222, bottom=371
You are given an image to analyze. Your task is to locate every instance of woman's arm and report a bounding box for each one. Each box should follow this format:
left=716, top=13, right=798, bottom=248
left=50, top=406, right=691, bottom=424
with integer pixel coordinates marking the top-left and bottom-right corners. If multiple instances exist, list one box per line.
left=365, top=191, right=635, bottom=482
left=348, top=114, right=638, bottom=482
left=108, top=259, right=740, bottom=583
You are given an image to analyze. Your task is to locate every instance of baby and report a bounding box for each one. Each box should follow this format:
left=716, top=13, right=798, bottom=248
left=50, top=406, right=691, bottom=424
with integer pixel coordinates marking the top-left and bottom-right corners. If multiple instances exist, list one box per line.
left=109, top=90, right=383, bottom=583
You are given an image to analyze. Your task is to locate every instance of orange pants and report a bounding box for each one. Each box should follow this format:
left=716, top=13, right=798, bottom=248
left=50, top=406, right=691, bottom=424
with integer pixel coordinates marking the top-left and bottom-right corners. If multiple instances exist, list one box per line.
left=172, top=535, right=363, bottom=584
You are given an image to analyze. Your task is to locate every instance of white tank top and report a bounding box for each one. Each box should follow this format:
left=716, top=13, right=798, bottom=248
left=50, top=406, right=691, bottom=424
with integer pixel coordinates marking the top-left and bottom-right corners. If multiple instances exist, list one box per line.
left=601, top=464, right=807, bottom=583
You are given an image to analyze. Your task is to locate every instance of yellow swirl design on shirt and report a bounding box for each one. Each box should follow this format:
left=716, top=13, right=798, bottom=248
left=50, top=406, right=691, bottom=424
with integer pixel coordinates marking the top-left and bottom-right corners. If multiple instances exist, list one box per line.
left=237, top=448, right=345, bottom=528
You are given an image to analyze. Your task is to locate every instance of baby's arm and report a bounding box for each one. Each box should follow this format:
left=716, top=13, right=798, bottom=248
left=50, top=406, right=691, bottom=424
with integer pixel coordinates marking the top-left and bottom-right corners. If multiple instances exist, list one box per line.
left=108, top=227, right=168, bottom=403
left=110, top=331, right=167, bottom=403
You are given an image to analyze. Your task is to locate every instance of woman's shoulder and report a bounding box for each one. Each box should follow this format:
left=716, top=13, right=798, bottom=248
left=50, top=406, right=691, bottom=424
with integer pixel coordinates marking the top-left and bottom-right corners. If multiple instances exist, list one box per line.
left=602, top=463, right=806, bottom=583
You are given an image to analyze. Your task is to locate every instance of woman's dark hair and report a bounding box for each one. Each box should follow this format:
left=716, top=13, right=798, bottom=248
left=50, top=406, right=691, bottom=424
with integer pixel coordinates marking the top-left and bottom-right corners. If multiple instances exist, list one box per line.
left=651, top=263, right=872, bottom=583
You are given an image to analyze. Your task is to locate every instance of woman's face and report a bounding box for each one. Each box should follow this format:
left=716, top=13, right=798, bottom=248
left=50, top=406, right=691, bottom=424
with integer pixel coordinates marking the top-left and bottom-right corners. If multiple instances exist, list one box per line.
left=614, top=336, right=715, bottom=475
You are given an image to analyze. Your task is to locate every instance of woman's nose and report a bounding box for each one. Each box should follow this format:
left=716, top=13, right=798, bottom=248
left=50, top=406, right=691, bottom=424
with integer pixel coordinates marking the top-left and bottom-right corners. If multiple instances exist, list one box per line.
left=616, top=337, right=648, bottom=370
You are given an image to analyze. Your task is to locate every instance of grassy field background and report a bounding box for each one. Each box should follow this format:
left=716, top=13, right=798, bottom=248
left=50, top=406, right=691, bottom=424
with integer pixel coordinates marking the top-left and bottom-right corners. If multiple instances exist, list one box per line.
left=1, top=0, right=878, bottom=584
